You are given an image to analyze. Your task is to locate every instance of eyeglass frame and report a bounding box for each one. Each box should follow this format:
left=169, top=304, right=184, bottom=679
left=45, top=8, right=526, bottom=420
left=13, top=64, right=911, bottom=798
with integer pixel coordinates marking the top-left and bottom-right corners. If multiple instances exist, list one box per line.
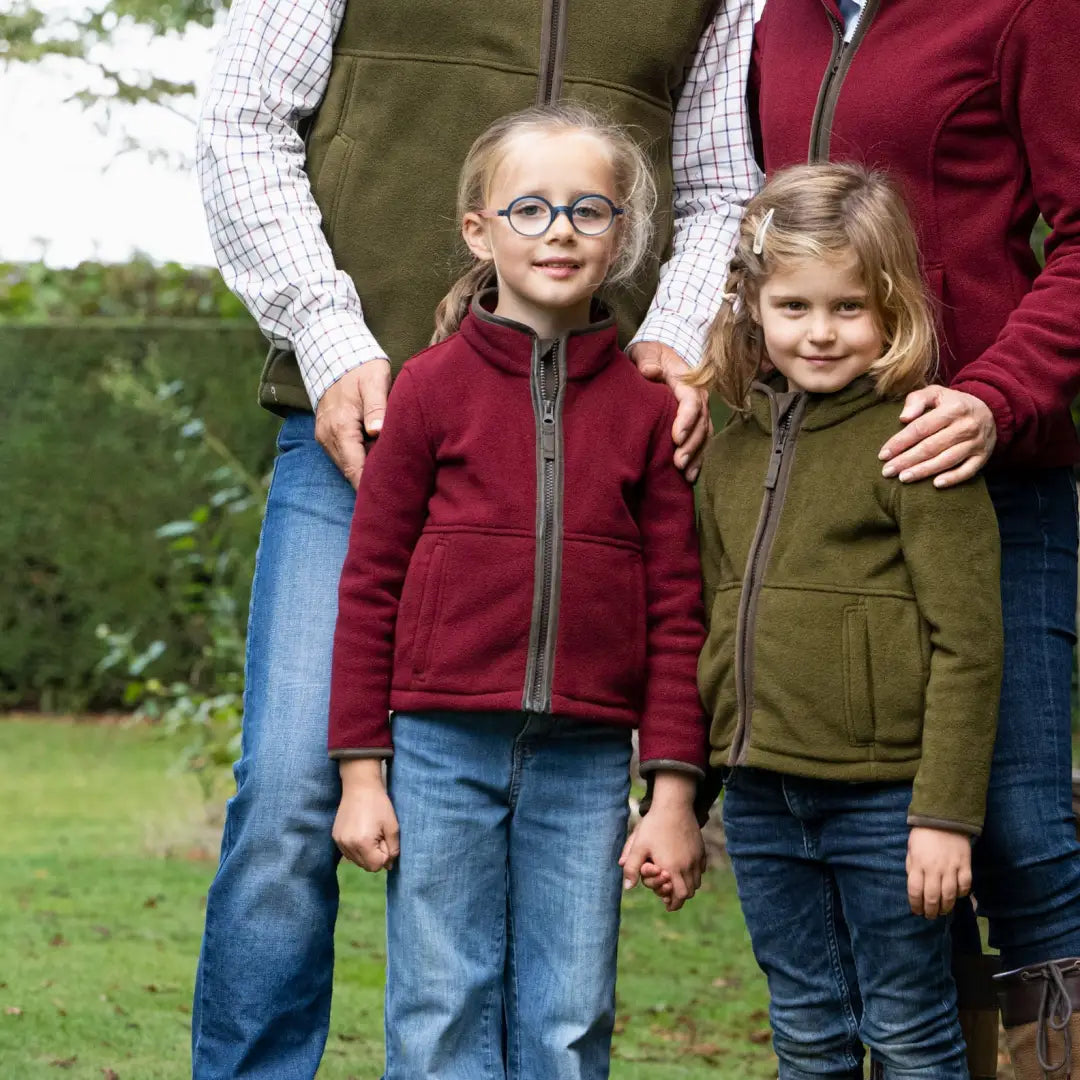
left=478, top=193, right=625, bottom=237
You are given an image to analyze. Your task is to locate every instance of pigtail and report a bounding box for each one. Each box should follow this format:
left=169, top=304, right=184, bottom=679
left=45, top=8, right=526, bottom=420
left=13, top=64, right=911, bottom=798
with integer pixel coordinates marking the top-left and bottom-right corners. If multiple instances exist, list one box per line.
left=431, top=262, right=497, bottom=344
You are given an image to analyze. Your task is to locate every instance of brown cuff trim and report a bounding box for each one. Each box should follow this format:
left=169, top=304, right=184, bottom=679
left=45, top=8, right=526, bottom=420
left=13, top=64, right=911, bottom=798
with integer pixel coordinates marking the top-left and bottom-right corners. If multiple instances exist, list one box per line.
left=996, top=959, right=1080, bottom=1027
left=329, top=748, right=393, bottom=761
left=906, top=814, right=981, bottom=838
left=638, top=759, right=706, bottom=781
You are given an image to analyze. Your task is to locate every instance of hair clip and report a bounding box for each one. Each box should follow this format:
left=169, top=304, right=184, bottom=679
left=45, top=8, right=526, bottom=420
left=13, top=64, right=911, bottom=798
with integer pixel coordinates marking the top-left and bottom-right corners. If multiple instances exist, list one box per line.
left=752, top=208, right=775, bottom=256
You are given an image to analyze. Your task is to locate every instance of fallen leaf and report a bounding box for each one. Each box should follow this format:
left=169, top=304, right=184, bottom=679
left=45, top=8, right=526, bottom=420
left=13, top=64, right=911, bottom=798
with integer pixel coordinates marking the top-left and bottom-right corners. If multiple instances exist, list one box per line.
left=144, top=985, right=159, bottom=993
left=4, top=1006, right=22, bottom=1017
left=102, top=1069, right=120, bottom=1080
left=49, top=1057, right=77, bottom=1068
left=711, top=976, right=731, bottom=989
left=749, top=1028, right=771, bottom=1045
left=49, top=934, right=68, bottom=948
left=142, top=897, right=159, bottom=908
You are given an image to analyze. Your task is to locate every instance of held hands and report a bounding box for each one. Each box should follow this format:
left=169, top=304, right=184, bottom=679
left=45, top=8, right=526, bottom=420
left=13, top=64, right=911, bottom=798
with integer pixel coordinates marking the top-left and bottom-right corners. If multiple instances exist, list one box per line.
left=333, top=758, right=400, bottom=872
left=619, top=772, right=706, bottom=912
left=906, top=826, right=973, bottom=919
left=314, top=358, right=392, bottom=490
left=878, top=386, right=996, bottom=489
left=628, top=342, right=712, bottom=482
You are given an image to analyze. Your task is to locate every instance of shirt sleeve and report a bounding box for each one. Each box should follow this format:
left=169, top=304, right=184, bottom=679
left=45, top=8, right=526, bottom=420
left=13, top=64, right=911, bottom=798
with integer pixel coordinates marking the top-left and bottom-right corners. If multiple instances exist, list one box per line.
left=630, top=0, right=764, bottom=367
left=196, top=0, right=389, bottom=410
left=948, top=0, right=1080, bottom=460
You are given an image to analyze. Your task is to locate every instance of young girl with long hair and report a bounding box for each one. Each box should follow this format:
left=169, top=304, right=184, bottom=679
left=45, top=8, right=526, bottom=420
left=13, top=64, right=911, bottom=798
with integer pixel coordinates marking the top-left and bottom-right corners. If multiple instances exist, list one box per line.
left=326, top=103, right=709, bottom=1080
left=683, top=163, right=1003, bottom=1077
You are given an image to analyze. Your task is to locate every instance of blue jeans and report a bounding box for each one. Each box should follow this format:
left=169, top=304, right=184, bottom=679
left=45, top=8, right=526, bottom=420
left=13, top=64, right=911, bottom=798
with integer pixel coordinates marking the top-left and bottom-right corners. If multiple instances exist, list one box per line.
left=192, top=413, right=354, bottom=1079
left=970, top=467, right=1080, bottom=968
left=385, top=711, right=632, bottom=1080
left=723, top=769, right=967, bottom=1080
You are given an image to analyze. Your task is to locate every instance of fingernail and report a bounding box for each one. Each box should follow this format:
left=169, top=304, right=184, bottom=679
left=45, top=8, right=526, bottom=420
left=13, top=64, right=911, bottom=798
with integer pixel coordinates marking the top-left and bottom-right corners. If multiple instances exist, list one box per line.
left=879, top=448, right=891, bottom=461
left=881, top=464, right=897, bottom=478
left=899, top=470, right=913, bottom=483
left=623, top=879, right=633, bottom=890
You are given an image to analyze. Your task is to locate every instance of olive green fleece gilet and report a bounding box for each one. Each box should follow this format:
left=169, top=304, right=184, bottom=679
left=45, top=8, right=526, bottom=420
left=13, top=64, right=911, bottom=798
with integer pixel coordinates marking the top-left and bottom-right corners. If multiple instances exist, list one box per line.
left=258, top=0, right=718, bottom=413
left=697, top=377, right=1003, bottom=835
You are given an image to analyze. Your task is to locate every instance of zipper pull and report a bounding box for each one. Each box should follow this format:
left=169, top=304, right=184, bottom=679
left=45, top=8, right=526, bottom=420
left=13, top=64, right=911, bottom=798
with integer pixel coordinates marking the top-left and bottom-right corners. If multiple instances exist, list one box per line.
left=764, top=443, right=784, bottom=489
left=542, top=399, right=556, bottom=460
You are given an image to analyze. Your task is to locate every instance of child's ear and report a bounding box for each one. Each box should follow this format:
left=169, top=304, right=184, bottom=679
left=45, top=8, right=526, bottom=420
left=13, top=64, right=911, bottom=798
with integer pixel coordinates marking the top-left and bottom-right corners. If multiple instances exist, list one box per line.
left=462, top=214, right=492, bottom=262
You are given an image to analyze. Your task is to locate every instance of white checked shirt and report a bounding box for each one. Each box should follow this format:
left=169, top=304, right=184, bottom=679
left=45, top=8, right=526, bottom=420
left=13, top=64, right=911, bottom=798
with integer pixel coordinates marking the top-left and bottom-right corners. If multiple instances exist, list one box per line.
left=197, top=1, right=763, bottom=407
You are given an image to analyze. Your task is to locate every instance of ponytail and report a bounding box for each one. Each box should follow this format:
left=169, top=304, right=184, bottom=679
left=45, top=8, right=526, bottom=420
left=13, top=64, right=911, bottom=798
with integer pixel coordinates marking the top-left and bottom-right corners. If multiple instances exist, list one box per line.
left=431, top=262, right=497, bottom=344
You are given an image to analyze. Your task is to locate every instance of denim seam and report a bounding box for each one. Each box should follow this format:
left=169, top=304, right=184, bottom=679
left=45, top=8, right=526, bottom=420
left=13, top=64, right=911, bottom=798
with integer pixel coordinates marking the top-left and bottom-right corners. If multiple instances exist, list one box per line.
left=506, top=866, right=524, bottom=1079
left=820, top=871, right=862, bottom=1069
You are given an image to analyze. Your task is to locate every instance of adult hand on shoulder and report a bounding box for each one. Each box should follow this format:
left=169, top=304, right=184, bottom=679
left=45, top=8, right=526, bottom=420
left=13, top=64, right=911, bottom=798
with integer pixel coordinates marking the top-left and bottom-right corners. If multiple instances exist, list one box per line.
left=315, top=358, right=392, bottom=490
left=878, top=386, right=996, bottom=489
left=628, top=341, right=712, bottom=483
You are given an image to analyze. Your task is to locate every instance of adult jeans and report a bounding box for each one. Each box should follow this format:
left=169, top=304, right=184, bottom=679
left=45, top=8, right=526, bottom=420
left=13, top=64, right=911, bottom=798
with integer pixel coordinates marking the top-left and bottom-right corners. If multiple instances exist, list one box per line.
left=967, top=466, right=1080, bottom=968
left=723, top=768, right=967, bottom=1080
left=192, top=412, right=354, bottom=1079
left=384, top=710, right=632, bottom=1080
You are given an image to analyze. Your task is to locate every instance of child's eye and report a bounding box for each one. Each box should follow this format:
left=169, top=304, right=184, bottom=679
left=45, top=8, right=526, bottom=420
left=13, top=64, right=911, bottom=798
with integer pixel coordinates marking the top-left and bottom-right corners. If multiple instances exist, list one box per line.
left=838, top=301, right=865, bottom=313
left=783, top=301, right=807, bottom=313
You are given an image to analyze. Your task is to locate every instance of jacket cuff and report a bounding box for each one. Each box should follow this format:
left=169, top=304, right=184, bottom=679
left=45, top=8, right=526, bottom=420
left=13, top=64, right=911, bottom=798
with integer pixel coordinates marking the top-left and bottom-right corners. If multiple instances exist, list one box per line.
left=638, top=758, right=706, bottom=780
left=906, top=813, right=982, bottom=839
left=329, top=747, right=394, bottom=761
left=949, top=377, right=1016, bottom=453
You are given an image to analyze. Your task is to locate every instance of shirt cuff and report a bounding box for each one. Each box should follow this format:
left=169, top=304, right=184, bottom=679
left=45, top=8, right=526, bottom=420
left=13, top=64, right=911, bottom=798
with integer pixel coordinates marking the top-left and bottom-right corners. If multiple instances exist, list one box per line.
left=629, top=310, right=713, bottom=369
left=293, top=307, right=390, bottom=410
left=949, top=377, right=1016, bottom=454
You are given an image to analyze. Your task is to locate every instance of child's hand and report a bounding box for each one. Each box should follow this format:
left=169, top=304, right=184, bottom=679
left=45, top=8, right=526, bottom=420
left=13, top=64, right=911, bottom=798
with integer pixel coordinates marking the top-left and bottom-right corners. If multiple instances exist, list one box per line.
left=906, top=826, right=972, bottom=918
left=619, top=772, right=705, bottom=912
left=333, top=758, right=400, bottom=872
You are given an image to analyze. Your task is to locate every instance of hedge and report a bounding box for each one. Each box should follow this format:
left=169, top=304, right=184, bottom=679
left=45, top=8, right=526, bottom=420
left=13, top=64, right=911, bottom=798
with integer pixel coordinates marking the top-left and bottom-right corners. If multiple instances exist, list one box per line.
left=1, top=321, right=277, bottom=711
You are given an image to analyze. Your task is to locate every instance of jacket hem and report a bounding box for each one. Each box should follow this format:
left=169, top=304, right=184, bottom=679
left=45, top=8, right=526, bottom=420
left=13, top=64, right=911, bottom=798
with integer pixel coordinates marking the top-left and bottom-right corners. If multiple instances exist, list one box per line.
left=391, top=688, right=640, bottom=728
left=709, top=743, right=921, bottom=785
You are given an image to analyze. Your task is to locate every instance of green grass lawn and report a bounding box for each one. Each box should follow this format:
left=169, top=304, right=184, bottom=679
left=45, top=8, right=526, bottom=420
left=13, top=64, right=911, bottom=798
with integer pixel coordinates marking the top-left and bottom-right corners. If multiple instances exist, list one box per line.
left=0, top=718, right=773, bottom=1079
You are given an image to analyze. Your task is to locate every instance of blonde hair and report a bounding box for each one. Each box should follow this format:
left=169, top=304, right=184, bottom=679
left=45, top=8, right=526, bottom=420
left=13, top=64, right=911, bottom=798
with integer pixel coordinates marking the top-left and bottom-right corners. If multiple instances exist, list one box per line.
left=690, top=163, right=937, bottom=411
left=432, top=102, right=657, bottom=343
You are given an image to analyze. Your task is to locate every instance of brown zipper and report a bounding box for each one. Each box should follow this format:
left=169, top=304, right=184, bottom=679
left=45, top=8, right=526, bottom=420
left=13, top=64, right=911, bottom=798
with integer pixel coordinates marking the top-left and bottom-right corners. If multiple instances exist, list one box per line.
left=537, top=0, right=569, bottom=104
left=807, top=0, right=880, bottom=162
left=729, top=389, right=807, bottom=766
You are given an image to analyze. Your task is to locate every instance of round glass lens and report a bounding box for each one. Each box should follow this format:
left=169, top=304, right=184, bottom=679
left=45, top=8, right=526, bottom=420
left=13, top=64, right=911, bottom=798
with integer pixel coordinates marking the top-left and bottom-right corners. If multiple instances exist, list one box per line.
left=508, top=197, right=553, bottom=236
left=570, top=196, right=615, bottom=235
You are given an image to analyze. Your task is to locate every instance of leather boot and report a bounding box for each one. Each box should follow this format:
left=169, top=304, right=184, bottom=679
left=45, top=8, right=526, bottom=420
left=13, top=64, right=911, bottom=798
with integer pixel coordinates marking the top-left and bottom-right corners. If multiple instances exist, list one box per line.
left=996, top=958, right=1080, bottom=1080
left=955, top=950, right=1001, bottom=1080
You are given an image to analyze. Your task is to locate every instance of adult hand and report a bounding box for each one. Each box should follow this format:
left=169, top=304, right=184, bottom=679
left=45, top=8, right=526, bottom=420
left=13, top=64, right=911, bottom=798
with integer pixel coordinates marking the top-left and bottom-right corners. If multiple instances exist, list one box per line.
left=878, top=386, right=996, bottom=489
left=628, top=341, right=712, bottom=482
left=314, top=358, right=392, bottom=490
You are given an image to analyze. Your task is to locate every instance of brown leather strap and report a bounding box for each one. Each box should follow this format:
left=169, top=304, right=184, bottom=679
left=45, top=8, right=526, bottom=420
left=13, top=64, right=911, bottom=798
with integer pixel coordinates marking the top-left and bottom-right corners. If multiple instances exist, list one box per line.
left=999, top=962, right=1080, bottom=1028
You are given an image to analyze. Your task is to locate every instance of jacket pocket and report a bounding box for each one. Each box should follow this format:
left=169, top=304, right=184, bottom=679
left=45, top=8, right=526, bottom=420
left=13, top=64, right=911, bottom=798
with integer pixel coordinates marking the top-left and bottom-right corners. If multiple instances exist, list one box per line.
left=842, top=604, right=875, bottom=746
left=698, top=584, right=740, bottom=732
left=403, top=537, right=448, bottom=681
left=554, top=539, right=645, bottom=709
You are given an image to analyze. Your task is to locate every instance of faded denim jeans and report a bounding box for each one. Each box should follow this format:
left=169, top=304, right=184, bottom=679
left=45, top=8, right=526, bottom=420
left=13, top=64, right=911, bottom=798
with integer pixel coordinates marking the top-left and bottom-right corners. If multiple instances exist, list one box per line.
left=384, top=710, right=631, bottom=1080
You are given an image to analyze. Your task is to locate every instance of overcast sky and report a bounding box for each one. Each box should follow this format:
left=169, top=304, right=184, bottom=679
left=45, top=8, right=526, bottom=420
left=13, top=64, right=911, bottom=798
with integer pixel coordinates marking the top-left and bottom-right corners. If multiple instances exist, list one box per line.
left=0, top=4, right=218, bottom=267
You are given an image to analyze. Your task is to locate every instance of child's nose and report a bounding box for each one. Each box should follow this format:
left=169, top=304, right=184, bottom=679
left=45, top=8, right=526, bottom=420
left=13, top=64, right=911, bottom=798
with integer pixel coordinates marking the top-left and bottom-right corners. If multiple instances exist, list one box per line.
left=808, top=314, right=836, bottom=342
left=548, top=210, right=577, bottom=240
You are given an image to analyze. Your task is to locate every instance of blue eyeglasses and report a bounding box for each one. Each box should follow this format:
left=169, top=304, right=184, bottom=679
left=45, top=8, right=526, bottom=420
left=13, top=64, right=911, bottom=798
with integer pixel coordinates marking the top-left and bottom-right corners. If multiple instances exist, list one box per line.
left=479, top=194, right=624, bottom=237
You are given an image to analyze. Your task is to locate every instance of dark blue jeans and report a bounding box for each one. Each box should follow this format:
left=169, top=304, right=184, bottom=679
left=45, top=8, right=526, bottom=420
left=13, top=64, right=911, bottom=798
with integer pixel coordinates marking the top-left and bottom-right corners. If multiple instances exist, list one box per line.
left=723, top=769, right=968, bottom=1080
left=969, top=466, right=1080, bottom=968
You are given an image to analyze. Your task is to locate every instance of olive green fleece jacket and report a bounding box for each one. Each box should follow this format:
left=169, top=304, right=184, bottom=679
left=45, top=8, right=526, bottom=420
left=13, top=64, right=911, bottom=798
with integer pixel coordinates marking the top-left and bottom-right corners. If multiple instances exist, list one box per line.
left=697, top=376, right=1003, bottom=836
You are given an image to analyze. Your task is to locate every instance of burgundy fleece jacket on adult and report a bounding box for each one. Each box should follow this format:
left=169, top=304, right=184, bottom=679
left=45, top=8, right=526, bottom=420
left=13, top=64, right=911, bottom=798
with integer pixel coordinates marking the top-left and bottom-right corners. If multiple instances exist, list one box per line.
left=327, top=300, right=707, bottom=773
left=752, top=0, right=1080, bottom=467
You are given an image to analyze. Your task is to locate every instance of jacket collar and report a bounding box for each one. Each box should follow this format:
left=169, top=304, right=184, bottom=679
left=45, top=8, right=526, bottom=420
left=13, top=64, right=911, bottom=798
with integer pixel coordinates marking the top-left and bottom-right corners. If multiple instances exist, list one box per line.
left=748, top=371, right=882, bottom=433
left=459, top=290, right=619, bottom=379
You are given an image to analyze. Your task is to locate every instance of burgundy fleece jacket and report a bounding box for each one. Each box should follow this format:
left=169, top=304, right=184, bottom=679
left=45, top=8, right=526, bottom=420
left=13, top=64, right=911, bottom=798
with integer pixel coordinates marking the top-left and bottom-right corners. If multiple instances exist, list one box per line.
left=752, top=0, right=1080, bottom=467
left=327, top=300, right=707, bottom=773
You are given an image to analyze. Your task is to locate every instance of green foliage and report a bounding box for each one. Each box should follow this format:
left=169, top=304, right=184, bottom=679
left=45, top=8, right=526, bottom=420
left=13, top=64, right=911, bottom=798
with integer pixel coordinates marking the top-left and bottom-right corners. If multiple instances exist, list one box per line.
left=0, top=0, right=225, bottom=111
left=94, top=358, right=265, bottom=804
left=0, top=259, right=249, bottom=321
left=0, top=320, right=275, bottom=712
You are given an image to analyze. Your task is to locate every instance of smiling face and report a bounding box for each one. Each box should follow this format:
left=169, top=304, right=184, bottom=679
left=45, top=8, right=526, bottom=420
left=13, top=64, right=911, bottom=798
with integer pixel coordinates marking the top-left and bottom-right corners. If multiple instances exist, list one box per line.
left=461, top=129, right=622, bottom=337
left=753, top=255, right=886, bottom=394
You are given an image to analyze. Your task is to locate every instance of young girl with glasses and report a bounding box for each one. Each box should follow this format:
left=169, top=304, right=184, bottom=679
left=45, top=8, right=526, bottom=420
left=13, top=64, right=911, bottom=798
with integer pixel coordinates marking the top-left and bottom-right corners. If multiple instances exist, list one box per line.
left=326, top=102, right=709, bottom=1080
left=652, top=163, right=1003, bottom=1077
